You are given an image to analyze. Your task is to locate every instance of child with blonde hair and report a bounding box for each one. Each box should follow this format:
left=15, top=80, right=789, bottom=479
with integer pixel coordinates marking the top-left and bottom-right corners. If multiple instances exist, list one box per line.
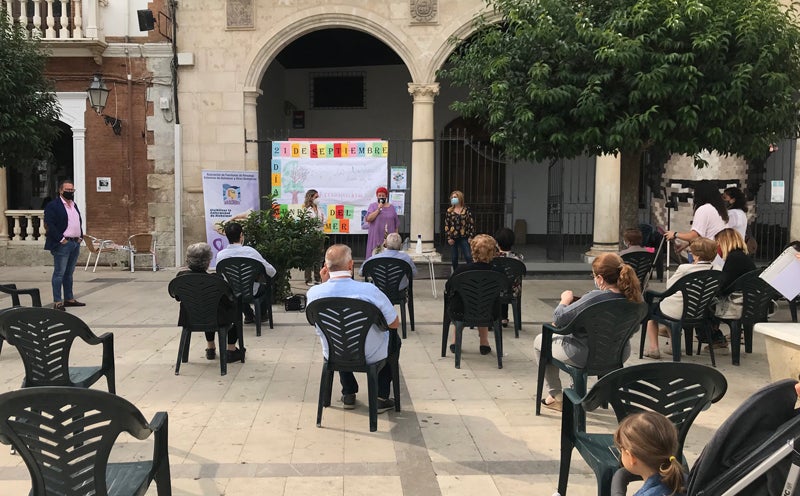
left=613, top=412, right=686, bottom=496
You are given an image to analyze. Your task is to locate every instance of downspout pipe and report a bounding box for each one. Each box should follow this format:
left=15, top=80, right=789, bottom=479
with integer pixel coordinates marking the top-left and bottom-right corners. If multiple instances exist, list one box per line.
left=170, top=0, right=183, bottom=267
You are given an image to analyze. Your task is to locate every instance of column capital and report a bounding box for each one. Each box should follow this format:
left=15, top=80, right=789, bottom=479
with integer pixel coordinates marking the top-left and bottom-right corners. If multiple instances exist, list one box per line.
left=408, top=83, right=440, bottom=103
left=243, top=87, right=263, bottom=107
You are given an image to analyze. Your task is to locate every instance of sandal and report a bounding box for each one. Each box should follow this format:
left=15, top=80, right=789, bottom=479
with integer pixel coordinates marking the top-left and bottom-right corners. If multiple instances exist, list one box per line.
left=540, top=397, right=562, bottom=412
left=643, top=350, right=661, bottom=360
left=479, top=345, right=492, bottom=355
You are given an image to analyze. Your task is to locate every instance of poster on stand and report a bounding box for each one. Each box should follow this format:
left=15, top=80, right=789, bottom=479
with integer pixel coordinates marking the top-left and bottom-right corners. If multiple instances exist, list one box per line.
left=270, top=140, right=388, bottom=234
left=201, top=170, right=260, bottom=266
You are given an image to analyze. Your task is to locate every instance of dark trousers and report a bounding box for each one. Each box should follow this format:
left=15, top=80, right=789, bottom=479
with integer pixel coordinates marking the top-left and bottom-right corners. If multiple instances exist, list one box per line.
left=450, top=237, right=473, bottom=270
left=340, top=329, right=401, bottom=398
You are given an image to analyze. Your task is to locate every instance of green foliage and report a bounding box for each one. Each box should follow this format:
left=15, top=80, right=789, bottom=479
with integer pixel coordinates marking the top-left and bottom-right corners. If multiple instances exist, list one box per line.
left=224, top=194, right=326, bottom=302
left=0, top=11, right=61, bottom=169
left=439, top=0, right=800, bottom=164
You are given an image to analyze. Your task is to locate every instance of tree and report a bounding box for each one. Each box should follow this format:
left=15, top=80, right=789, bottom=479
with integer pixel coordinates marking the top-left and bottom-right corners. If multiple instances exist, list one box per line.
left=440, top=0, right=800, bottom=233
left=0, top=10, right=61, bottom=169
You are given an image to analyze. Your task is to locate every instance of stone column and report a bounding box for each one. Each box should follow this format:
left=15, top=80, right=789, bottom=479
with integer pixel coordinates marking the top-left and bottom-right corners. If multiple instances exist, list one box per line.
left=586, top=153, right=621, bottom=257
left=408, top=83, right=440, bottom=258
left=243, top=88, right=262, bottom=172
left=0, top=167, right=7, bottom=241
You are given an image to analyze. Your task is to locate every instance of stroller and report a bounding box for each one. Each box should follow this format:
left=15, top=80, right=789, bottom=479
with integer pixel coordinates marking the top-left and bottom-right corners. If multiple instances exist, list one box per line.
left=612, top=379, right=800, bottom=495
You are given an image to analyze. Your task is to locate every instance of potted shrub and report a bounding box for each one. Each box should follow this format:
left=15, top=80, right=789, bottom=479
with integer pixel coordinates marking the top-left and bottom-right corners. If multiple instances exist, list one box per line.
left=222, top=194, right=326, bottom=302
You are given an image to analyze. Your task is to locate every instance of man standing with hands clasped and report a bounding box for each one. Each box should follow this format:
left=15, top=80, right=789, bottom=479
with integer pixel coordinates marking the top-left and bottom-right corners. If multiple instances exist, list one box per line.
left=307, top=244, right=401, bottom=412
left=44, top=179, right=86, bottom=311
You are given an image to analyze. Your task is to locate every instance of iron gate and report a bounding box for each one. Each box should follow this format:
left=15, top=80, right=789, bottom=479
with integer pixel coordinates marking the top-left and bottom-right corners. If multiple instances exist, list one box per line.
left=752, top=139, right=795, bottom=263
left=547, top=157, right=595, bottom=261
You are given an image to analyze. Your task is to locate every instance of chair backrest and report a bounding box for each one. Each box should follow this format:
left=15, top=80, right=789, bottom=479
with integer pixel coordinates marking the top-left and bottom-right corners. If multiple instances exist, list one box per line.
left=673, top=270, right=724, bottom=323
left=168, top=273, right=235, bottom=332
left=734, top=269, right=779, bottom=325
left=0, top=307, right=99, bottom=387
left=216, top=257, right=269, bottom=303
left=129, top=233, right=155, bottom=253
left=0, top=386, right=155, bottom=496
left=582, top=362, right=727, bottom=456
left=306, top=297, right=388, bottom=369
left=490, top=256, right=527, bottom=289
left=560, top=299, right=649, bottom=376
left=84, top=235, right=101, bottom=254
left=447, top=270, right=511, bottom=326
left=362, top=257, right=414, bottom=303
left=621, top=251, right=655, bottom=288
left=0, top=283, right=41, bottom=307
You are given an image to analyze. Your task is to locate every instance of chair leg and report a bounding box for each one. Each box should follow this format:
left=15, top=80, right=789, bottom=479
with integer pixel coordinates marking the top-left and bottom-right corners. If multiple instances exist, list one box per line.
left=392, top=356, right=401, bottom=412
left=513, top=297, right=522, bottom=338
left=267, top=298, right=274, bottom=329
left=175, top=330, right=190, bottom=375
left=494, top=321, right=503, bottom=369
left=218, top=329, right=228, bottom=376
left=399, top=301, right=407, bottom=339
left=744, top=322, right=754, bottom=353
left=638, top=320, right=647, bottom=359
left=106, top=371, right=116, bottom=395
left=670, top=323, right=683, bottom=362
left=441, top=307, right=450, bottom=357
left=454, top=322, right=465, bottom=369
left=535, top=352, right=547, bottom=416
left=557, top=440, right=573, bottom=496
left=317, top=364, right=330, bottom=427
left=407, top=292, right=415, bottom=331
left=85, top=252, right=93, bottom=271
left=367, top=365, right=380, bottom=432
left=730, top=320, right=742, bottom=366
left=94, top=252, right=102, bottom=272
left=155, top=457, right=172, bottom=496
left=254, top=301, right=262, bottom=337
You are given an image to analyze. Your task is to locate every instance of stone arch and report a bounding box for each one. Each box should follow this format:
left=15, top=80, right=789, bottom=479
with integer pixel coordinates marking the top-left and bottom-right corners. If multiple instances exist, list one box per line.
left=244, top=7, right=421, bottom=89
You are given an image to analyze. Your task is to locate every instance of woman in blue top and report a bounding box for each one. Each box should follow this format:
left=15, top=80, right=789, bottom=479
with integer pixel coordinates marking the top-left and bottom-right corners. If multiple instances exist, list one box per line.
left=613, top=411, right=686, bottom=496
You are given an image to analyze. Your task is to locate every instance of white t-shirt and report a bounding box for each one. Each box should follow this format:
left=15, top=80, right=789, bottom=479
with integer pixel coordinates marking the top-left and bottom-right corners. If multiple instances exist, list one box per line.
left=691, top=203, right=727, bottom=239
left=726, top=209, right=747, bottom=239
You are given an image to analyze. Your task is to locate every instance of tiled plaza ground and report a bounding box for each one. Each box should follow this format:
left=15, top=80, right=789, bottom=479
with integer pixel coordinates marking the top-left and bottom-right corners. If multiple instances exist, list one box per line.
left=0, top=264, right=791, bottom=495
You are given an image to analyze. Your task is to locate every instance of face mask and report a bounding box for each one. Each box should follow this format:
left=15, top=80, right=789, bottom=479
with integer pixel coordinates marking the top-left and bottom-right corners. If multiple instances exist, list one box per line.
left=450, top=197, right=459, bottom=206
left=313, top=198, right=320, bottom=206
left=378, top=197, right=386, bottom=204
left=62, top=191, right=74, bottom=201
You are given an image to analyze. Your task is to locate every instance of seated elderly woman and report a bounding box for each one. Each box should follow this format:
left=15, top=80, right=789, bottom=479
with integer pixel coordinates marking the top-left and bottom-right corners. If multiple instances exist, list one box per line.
left=534, top=252, right=642, bottom=411
left=178, top=242, right=245, bottom=363
left=445, top=234, right=500, bottom=356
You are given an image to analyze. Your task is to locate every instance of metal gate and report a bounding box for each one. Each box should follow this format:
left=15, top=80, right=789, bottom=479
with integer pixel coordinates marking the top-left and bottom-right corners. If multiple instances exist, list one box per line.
left=547, top=157, right=595, bottom=261
left=437, top=128, right=507, bottom=241
left=752, top=139, right=795, bottom=263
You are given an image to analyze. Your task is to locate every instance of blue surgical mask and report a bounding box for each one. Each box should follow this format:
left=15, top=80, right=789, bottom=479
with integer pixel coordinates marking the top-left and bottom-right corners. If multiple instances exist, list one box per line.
left=450, top=197, right=459, bottom=206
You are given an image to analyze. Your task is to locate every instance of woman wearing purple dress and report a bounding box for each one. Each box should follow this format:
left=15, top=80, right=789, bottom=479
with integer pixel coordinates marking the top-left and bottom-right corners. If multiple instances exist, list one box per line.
left=364, top=186, right=399, bottom=260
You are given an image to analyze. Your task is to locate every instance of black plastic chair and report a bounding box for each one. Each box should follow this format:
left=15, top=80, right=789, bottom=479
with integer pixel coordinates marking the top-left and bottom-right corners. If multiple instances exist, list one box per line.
left=638, top=270, right=724, bottom=366
left=362, top=257, right=415, bottom=339
left=0, top=386, right=171, bottom=496
left=490, top=256, right=527, bottom=337
left=535, top=299, right=649, bottom=416
left=0, top=306, right=115, bottom=393
left=168, top=273, right=243, bottom=376
left=559, top=362, right=727, bottom=496
left=620, top=251, right=655, bottom=290
left=715, top=269, right=779, bottom=366
left=0, top=283, right=41, bottom=357
left=216, top=257, right=274, bottom=336
left=441, top=270, right=510, bottom=369
left=306, top=297, right=400, bottom=432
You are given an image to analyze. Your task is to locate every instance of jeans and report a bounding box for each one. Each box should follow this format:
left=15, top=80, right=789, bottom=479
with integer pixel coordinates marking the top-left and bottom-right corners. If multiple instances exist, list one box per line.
left=450, top=237, right=473, bottom=270
left=340, top=329, right=401, bottom=398
left=51, top=239, right=81, bottom=302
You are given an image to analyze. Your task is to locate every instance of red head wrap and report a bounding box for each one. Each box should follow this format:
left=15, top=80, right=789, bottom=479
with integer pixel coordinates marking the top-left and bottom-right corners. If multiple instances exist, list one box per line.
left=376, top=187, right=389, bottom=196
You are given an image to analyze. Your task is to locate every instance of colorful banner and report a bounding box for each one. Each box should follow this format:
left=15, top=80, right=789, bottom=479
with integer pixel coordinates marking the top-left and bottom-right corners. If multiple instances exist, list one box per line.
left=201, top=170, right=260, bottom=266
left=271, top=140, right=389, bottom=234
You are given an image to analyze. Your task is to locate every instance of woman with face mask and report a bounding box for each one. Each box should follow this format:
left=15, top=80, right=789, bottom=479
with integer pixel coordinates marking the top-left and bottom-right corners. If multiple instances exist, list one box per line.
left=444, top=190, right=475, bottom=270
left=364, top=186, right=399, bottom=260
left=722, top=186, right=748, bottom=239
left=303, top=189, right=326, bottom=285
left=533, top=252, right=642, bottom=411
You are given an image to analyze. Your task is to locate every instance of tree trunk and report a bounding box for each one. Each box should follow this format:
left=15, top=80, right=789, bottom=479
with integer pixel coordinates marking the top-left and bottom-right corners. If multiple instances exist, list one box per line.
left=619, top=151, right=643, bottom=238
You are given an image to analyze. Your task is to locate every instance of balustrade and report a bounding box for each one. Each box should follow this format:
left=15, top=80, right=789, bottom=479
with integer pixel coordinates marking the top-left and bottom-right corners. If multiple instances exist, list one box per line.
left=5, top=210, right=46, bottom=244
left=4, top=0, right=103, bottom=41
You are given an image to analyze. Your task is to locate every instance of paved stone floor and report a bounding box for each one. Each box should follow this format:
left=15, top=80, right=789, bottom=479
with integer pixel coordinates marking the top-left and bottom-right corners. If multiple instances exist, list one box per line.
left=0, top=264, right=792, bottom=495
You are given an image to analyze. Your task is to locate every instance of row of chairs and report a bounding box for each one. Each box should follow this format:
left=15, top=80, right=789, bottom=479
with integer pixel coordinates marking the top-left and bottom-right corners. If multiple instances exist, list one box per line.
left=85, top=232, right=158, bottom=272
left=0, top=288, right=171, bottom=495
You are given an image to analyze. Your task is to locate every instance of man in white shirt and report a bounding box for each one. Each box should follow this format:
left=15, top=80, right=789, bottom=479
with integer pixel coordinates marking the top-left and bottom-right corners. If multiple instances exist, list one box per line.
left=215, top=222, right=276, bottom=323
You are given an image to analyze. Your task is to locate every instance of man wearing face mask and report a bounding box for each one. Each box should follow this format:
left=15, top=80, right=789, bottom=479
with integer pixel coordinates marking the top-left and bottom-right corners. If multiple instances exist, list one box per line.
left=44, top=179, right=86, bottom=311
left=364, top=186, right=399, bottom=260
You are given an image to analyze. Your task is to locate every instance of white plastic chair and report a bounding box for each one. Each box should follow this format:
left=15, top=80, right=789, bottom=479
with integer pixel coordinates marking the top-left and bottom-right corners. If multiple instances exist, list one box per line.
left=127, top=233, right=158, bottom=272
left=83, top=235, right=122, bottom=272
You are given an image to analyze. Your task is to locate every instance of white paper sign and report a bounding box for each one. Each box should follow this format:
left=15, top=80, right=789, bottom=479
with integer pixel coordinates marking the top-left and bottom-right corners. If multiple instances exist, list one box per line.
left=389, top=191, right=405, bottom=216
left=760, top=246, right=800, bottom=300
left=771, top=180, right=785, bottom=203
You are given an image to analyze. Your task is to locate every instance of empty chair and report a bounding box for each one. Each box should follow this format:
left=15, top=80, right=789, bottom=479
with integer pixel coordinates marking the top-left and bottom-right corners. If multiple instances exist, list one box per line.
left=128, top=232, right=158, bottom=272
left=535, top=299, right=649, bottom=415
left=559, top=362, right=727, bottom=496
left=639, top=270, right=724, bottom=365
left=0, top=306, right=115, bottom=393
left=490, top=256, right=527, bottom=337
left=715, top=269, right=779, bottom=365
left=362, top=257, right=416, bottom=339
left=216, top=257, right=274, bottom=336
left=0, top=283, right=42, bottom=356
left=0, top=386, right=171, bottom=496
left=621, top=251, right=656, bottom=290
left=83, top=234, right=121, bottom=272
left=441, top=270, right=510, bottom=369
left=306, top=297, right=401, bottom=432
left=168, top=272, right=243, bottom=376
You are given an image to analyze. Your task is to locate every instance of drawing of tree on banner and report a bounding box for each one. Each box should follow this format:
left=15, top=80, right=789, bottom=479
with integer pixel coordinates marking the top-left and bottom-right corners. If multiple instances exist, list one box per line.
left=283, top=162, right=309, bottom=203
